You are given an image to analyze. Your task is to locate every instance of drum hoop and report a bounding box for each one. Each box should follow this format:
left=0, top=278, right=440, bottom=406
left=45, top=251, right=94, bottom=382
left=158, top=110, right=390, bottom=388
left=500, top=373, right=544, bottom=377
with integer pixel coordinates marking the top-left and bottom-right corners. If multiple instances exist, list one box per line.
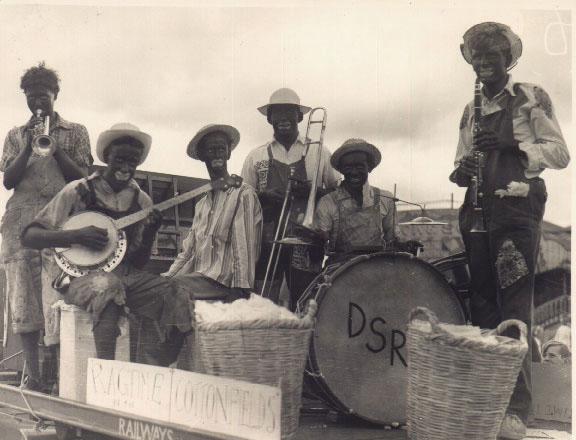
left=304, top=251, right=466, bottom=423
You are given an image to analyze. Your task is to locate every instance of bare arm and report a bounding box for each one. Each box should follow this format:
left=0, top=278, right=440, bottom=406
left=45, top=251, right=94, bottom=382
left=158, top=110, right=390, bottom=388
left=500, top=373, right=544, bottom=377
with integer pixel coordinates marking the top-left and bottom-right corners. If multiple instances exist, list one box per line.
left=3, top=140, right=34, bottom=190
left=53, top=148, right=88, bottom=182
left=22, top=224, right=108, bottom=250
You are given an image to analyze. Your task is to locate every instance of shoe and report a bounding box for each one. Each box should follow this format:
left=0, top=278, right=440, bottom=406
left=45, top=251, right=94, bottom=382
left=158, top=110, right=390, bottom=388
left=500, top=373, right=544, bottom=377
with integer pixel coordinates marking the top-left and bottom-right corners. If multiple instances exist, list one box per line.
left=498, top=413, right=527, bottom=439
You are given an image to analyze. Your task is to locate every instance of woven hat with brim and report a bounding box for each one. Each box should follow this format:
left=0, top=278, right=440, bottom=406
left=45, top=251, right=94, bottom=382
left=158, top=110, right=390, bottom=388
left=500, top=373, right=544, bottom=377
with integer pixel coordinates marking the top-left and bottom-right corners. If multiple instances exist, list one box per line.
left=187, top=124, right=240, bottom=160
left=460, top=22, right=523, bottom=70
left=96, top=122, right=151, bottom=165
left=331, top=138, right=382, bottom=173
left=257, top=88, right=311, bottom=116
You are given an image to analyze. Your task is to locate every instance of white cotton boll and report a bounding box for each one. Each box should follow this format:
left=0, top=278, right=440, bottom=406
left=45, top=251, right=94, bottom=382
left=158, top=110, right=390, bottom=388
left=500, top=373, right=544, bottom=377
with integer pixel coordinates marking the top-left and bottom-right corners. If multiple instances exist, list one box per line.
left=195, top=294, right=300, bottom=324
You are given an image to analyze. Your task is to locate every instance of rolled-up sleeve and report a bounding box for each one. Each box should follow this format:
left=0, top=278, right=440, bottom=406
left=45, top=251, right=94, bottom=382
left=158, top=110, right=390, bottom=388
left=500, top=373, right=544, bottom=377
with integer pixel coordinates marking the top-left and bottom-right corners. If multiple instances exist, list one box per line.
left=321, top=145, right=340, bottom=190
left=240, top=152, right=258, bottom=190
left=518, top=87, right=570, bottom=171
left=314, top=194, right=335, bottom=238
left=70, top=124, right=94, bottom=171
left=0, top=128, right=23, bottom=173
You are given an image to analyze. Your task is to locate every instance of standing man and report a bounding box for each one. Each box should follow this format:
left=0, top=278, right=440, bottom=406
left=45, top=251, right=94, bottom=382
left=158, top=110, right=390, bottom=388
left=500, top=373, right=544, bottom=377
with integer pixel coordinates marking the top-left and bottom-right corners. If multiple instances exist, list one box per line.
left=165, top=124, right=263, bottom=301
left=1, top=62, right=93, bottom=391
left=451, top=23, right=569, bottom=439
left=241, top=88, right=338, bottom=307
left=22, top=123, right=192, bottom=368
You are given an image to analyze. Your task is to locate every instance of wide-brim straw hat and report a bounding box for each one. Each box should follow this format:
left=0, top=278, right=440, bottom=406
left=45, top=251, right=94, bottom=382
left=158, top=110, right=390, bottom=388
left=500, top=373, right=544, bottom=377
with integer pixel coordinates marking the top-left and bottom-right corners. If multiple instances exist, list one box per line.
left=460, top=22, right=523, bottom=70
left=96, top=122, right=151, bottom=165
left=257, top=88, right=311, bottom=116
left=187, top=124, right=240, bottom=160
left=331, top=138, right=381, bottom=173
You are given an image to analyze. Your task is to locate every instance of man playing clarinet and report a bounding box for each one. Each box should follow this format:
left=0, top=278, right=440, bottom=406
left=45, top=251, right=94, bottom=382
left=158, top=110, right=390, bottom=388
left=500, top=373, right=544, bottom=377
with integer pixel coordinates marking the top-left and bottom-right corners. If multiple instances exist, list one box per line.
left=450, top=22, right=569, bottom=439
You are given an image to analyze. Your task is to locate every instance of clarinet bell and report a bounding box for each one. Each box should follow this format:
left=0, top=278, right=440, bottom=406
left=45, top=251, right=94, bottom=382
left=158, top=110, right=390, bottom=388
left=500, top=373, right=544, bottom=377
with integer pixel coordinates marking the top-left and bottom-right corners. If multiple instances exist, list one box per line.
left=470, top=207, right=487, bottom=233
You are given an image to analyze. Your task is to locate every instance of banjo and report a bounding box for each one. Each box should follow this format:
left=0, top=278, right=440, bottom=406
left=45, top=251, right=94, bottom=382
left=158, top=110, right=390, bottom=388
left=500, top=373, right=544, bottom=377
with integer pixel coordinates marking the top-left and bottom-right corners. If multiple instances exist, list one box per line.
left=54, top=174, right=242, bottom=277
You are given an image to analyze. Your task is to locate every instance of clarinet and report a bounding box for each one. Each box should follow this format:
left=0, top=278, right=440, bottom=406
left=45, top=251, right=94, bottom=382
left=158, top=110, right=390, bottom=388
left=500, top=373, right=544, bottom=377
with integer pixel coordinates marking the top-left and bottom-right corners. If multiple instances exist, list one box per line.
left=470, top=77, right=487, bottom=233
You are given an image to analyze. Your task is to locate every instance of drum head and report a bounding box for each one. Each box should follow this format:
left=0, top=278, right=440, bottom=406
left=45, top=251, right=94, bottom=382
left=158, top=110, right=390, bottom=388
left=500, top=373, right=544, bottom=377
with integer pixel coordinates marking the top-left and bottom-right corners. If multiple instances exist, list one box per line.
left=309, top=253, right=465, bottom=424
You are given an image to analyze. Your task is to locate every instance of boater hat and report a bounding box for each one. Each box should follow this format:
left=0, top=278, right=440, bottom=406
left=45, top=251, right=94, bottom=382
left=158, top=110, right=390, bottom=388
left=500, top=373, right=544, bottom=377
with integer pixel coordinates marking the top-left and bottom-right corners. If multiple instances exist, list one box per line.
left=460, top=22, right=523, bottom=70
left=96, top=122, right=151, bottom=165
left=257, top=88, right=311, bottom=116
left=331, top=138, right=382, bottom=173
left=187, top=124, right=240, bottom=160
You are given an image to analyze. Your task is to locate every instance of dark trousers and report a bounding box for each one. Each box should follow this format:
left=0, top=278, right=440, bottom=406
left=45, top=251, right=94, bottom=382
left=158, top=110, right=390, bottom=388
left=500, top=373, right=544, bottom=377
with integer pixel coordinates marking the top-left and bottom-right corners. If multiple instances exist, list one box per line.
left=460, top=179, right=546, bottom=422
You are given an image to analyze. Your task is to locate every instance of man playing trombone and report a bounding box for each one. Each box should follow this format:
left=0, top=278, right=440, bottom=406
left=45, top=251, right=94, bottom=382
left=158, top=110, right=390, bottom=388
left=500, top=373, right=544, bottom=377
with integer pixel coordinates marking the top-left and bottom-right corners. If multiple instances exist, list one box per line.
left=241, top=88, right=338, bottom=307
left=450, top=23, right=569, bottom=439
left=0, top=62, right=92, bottom=392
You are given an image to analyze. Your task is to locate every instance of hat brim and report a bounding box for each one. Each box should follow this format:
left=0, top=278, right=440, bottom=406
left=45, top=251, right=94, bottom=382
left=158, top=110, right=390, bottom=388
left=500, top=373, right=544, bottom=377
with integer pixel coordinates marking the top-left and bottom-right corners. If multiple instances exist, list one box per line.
left=187, top=124, right=240, bottom=160
left=257, top=103, right=312, bottom=116
left=331, top=142, right=381, bottom=173
left=96, top=129, right=151, bottom=165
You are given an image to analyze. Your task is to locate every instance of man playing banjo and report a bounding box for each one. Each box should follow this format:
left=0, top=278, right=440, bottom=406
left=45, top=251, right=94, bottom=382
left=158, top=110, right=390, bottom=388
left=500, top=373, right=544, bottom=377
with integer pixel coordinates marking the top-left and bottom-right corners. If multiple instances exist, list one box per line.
left=165, top=124, right=263, bottom=301
left=241, top=88, right=338, bottom=306
left=0, top=62, right=93, bottom=391
left=22, top=123, right=193, bottom=367
left=450, top=22, right=569, bottom=439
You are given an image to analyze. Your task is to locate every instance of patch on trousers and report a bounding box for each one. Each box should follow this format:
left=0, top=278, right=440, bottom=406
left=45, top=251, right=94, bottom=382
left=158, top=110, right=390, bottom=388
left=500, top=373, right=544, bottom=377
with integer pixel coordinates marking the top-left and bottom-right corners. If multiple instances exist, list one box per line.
left=495, top=239, right=529, bottom=289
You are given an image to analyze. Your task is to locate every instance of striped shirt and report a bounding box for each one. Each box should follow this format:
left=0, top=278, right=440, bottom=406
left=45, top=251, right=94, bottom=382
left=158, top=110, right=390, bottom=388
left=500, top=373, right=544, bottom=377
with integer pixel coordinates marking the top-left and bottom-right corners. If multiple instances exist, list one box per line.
left=165, top=182, right=263, bottom=289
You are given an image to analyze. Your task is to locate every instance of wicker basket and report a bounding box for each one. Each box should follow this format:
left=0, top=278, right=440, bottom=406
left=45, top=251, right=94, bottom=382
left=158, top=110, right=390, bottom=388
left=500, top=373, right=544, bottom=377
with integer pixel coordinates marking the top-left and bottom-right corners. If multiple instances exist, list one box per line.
left=407, top=307, right=528, bottom=440
left=193, top=300, right=317, bottom=439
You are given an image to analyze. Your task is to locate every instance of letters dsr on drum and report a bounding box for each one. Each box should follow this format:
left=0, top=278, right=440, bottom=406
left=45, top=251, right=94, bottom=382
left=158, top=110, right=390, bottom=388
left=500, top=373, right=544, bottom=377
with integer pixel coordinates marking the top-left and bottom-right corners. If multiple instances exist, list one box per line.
left=348, top=302, right=407, bottom=367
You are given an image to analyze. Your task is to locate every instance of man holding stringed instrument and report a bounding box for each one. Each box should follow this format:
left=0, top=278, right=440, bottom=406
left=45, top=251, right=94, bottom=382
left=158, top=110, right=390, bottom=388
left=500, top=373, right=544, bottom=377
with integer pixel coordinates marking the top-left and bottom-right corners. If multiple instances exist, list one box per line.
left=22, top=123, right=193, bottom=367
left=241, top=88, right=338, bottom=307
left=164, top=124, right=262, bottom=301
left=0, top=62, right=92, bottom=392
left=450, top=22, right=569, bottom=439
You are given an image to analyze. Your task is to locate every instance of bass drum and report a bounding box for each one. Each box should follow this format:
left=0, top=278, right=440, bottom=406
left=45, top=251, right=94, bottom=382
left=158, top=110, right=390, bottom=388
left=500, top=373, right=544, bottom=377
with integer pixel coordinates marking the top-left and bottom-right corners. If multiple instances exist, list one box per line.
left=298, top=252, right=465, bottom=425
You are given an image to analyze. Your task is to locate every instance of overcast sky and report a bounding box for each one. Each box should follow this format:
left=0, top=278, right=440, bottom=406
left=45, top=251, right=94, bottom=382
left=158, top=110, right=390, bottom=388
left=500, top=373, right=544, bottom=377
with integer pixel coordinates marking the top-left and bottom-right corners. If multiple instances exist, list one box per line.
left=0, top=1, right=572, bottom=226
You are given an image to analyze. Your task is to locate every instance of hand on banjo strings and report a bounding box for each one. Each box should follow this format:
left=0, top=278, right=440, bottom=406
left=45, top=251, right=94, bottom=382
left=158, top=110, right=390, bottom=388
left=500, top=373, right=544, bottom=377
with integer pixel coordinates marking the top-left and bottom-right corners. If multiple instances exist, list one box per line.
left=143, top=209, right=163, bottom=232
left=74, top=225, right=109, bottom=251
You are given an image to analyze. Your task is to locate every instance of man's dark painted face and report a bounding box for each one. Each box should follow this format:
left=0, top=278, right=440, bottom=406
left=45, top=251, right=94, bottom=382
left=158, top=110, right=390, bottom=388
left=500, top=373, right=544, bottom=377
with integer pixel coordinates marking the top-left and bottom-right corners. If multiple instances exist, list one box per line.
left=104, top=143, right=143, bottom=188
left=471, top=47, right=508, bottom=86
left=198, top=132, right=230, bottom=171
left=340, top=151, right=370, bottom=190
left=269, top=105, right=300, bottom=139
left=25, top=84, right=56, bottom=117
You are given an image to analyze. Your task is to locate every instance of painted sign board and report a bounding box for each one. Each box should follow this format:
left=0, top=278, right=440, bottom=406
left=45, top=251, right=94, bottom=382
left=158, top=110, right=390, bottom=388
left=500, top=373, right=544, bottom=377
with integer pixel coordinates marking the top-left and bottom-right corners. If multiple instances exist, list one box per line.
left=86, top=359, right=281, bottom=440
left=532, top=362, right=571, bottom=423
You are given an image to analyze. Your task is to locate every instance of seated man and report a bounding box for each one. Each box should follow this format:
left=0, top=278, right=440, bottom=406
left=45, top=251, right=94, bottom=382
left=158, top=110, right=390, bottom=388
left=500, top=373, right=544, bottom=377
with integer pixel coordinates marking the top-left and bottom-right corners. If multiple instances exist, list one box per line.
left=313, top=138, right=419, bottom=265
left=21, top=123, right=192, bottom=366
left=165, top=124, right=263, bottom=301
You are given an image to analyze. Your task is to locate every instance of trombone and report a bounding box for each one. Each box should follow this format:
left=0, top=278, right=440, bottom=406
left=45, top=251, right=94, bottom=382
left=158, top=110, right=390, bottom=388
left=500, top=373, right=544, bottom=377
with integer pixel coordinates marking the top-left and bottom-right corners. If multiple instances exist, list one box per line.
left=32, top=109, right=56, bottom=157
left=260, top=107, right=328, bottom=298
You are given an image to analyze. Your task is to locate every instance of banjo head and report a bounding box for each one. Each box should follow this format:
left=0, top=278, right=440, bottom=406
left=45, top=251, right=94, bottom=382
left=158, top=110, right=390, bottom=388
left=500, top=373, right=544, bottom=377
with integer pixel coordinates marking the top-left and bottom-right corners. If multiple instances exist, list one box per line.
left=55, top=211, right=127, bottom=275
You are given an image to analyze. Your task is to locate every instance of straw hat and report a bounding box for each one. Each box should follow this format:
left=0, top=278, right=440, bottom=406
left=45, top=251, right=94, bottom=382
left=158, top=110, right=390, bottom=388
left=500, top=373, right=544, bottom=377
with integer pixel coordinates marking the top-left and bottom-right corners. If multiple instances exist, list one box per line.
left=187, top=124, right=240, bottom=160
left=460, top=22, right=523, bottom=69
left=257, top=88, right=311, bottom=116
left=330, top=138, right=381, bottom=173
left=96, top=122, right=151, bottom=165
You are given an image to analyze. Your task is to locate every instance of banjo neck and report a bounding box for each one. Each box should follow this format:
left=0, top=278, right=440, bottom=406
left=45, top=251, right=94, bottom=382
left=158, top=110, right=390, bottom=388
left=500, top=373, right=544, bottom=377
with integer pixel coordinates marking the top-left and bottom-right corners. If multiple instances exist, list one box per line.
left=113, top=174, right=242, bottom=230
